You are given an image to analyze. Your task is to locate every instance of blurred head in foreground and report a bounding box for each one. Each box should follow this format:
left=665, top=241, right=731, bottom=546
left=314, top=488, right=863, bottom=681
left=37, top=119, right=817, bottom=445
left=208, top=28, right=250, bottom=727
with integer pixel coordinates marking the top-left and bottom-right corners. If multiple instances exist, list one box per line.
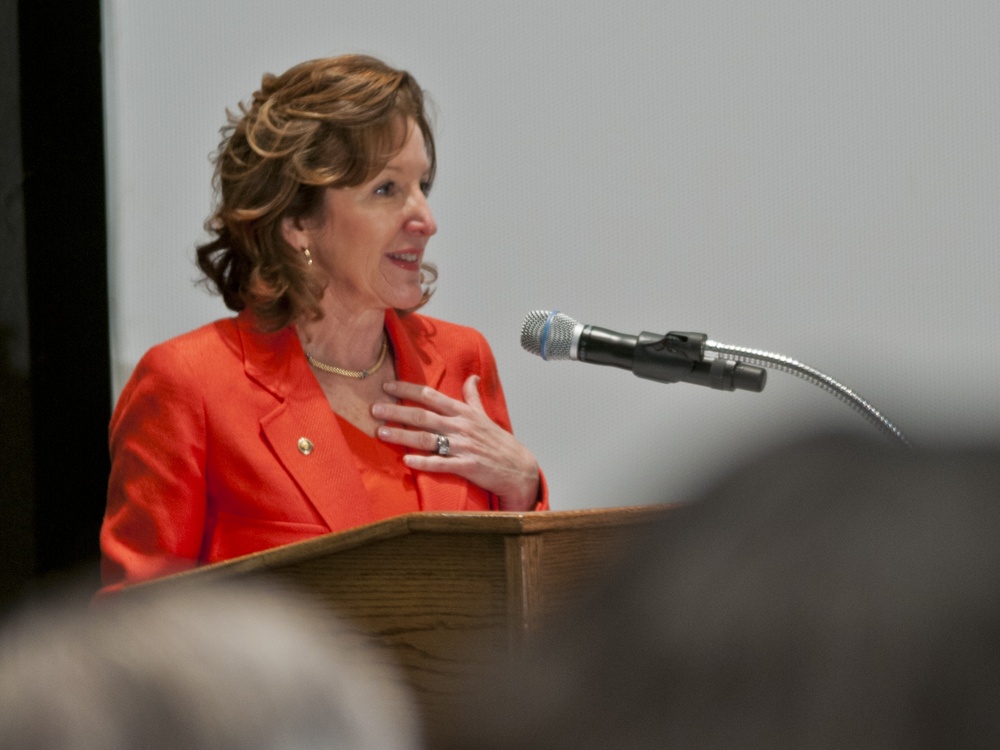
left=0, top=579, right=419, bottom=750
left=442, top=433, right=1000, bottom=750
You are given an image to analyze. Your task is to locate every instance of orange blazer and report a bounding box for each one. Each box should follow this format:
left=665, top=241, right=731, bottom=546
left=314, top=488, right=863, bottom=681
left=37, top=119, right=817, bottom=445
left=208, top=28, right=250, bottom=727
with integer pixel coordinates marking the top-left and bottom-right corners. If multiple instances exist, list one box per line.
left=100, top=309, right=548, bottom=594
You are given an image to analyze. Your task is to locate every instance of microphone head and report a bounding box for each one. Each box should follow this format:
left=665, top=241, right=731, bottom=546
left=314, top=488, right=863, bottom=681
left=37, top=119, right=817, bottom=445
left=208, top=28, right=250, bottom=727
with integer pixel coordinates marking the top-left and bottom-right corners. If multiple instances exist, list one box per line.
left=520, top=310, right=579, bottom=361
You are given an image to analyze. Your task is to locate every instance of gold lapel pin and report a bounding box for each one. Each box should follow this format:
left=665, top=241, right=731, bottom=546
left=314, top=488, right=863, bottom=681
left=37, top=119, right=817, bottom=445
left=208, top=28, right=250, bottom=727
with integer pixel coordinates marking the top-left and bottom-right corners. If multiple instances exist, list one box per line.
left=297, top=437, right=314, bottom=456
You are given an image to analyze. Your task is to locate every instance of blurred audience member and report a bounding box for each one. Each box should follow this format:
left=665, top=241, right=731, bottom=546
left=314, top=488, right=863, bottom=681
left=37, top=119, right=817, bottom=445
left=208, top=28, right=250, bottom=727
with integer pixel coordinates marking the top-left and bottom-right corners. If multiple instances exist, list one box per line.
left=0, top=579, right=420, bottom=750
left=440, top=433, right=1000, bottom=749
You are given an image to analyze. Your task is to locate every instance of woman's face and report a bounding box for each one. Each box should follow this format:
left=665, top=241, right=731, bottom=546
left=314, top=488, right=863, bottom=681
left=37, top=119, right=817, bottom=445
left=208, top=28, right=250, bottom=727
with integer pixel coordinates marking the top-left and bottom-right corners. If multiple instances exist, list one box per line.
left=288, top=120, right=437, bottom=314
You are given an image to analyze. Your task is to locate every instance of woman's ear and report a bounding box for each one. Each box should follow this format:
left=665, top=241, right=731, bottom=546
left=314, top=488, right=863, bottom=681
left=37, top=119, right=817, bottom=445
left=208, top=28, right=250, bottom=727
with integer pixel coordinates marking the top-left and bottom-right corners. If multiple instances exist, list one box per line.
left=280, top=214, right=308, bottom=251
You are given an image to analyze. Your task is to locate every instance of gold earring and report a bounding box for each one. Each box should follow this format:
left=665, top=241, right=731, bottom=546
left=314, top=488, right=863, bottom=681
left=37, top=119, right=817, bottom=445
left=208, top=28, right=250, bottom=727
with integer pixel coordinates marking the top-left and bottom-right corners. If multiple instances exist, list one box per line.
left=302, top=246, right=313, bottom=266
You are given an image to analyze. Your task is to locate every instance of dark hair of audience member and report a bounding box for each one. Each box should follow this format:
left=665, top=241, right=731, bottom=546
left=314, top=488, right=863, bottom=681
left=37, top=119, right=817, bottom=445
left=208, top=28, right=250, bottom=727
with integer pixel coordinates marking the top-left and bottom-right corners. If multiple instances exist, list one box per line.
left=440, top=432, right=1000, bottom=750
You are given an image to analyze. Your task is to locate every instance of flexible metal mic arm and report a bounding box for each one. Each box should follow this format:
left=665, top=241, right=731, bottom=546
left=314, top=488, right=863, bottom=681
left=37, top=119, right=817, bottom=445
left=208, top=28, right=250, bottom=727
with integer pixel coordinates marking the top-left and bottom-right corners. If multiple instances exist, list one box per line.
left=701, top=338, right=911, bottom=448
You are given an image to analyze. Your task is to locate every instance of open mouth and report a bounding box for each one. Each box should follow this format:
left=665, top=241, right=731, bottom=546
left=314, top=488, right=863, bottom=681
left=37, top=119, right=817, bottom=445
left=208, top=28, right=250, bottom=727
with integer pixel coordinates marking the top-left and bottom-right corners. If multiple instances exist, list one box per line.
left=387, top=251, right=422, bottom=270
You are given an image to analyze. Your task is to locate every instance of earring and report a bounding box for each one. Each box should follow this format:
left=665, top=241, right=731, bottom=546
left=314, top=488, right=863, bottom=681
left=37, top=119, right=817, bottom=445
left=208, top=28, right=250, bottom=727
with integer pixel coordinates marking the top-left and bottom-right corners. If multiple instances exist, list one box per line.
left=302, top=246, right=313, bottom=266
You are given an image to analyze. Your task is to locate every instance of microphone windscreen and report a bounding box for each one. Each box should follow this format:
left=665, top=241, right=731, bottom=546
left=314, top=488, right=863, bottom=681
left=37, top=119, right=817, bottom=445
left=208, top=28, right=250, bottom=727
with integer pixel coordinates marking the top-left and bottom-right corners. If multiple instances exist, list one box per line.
left=520, top=310, right=578, bottom=360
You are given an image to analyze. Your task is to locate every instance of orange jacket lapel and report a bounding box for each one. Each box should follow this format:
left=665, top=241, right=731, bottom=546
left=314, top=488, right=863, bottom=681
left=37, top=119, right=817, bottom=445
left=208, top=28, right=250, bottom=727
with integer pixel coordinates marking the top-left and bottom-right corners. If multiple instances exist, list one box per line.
left=386, top=311, right=470, bottom=512
left=238, top=312, right=375, bottom=532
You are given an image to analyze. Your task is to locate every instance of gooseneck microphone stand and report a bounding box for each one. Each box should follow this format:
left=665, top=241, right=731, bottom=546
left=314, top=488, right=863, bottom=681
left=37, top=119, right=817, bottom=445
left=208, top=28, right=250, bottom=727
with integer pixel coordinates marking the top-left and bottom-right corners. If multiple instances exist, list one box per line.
left=703, top=338, right=911, bottom=448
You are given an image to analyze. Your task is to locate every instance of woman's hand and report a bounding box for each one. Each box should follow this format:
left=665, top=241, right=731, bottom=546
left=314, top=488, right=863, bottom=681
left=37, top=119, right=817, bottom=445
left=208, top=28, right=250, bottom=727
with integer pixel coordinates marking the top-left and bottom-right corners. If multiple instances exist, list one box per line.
left=371, top=376, right=541, bottom=511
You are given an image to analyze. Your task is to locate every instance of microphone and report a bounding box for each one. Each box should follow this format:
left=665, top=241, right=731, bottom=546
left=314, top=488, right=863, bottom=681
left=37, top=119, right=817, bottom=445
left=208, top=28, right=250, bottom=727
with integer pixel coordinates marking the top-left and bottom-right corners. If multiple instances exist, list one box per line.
left=520, top=310, right=766, bottom=393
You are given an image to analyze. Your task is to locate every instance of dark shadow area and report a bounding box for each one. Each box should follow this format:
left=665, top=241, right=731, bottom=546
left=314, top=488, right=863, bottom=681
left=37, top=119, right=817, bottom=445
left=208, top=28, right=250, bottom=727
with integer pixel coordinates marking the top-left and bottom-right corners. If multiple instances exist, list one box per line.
left=2, top=0, right=109, bottom=611
left=1, top=0, right=35, bottom=610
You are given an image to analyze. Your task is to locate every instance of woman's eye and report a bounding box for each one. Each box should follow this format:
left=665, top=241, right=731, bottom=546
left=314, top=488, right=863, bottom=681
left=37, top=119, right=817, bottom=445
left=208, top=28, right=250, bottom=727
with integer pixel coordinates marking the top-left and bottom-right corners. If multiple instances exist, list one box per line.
left=375, top=181, right=395, bottom=196
left=420, top=181, right=432, bottom=196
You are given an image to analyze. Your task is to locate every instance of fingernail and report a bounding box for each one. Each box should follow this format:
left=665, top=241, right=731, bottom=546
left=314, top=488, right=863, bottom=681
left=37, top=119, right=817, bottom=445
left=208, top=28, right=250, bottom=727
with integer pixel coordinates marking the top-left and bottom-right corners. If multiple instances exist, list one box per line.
left=376, top=426, right=390, bottom=439
left=372, top=404, right=386, bottom=418
left=383, top=381, right=397, bottom=393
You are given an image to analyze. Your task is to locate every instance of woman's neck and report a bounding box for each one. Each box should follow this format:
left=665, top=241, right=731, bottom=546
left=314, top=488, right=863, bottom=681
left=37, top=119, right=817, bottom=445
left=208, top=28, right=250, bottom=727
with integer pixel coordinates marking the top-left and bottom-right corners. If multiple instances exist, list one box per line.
left=295, top=304, right=388, bottom=372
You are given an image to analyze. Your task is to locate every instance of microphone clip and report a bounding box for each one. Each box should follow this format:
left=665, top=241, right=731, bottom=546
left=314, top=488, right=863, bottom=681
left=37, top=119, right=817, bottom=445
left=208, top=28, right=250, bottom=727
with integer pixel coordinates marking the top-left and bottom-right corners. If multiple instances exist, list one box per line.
left=633, top=331, right=766, bottom=392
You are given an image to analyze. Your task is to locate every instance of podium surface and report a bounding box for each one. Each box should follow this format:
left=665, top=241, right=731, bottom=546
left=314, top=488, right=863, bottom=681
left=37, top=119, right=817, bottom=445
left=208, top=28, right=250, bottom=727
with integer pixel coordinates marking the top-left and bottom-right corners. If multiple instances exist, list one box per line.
left=134, top=506, right=671, bottom=739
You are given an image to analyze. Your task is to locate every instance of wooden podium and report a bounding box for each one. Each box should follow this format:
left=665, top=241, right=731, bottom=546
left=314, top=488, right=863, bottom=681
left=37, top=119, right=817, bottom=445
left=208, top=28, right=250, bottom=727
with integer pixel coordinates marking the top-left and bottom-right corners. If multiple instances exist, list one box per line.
left=134, top=506, right=670, bottom=740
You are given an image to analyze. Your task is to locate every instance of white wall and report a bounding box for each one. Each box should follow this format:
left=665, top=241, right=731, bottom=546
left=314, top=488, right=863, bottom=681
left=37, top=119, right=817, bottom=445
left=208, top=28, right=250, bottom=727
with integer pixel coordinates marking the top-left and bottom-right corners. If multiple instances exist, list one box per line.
left=103, top=1, right=1000, bottom=510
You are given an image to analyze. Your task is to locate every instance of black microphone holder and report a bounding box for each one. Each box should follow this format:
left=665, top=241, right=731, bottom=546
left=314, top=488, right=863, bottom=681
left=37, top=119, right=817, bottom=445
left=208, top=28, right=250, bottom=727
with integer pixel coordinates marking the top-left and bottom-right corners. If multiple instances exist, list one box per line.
left=610, top=330, right=767, bottom=394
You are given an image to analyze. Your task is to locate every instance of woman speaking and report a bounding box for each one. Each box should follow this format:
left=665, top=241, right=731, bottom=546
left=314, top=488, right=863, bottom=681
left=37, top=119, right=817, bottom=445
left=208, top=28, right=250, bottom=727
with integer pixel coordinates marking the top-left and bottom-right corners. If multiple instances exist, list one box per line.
left=99, top=55, right=546, bottom=594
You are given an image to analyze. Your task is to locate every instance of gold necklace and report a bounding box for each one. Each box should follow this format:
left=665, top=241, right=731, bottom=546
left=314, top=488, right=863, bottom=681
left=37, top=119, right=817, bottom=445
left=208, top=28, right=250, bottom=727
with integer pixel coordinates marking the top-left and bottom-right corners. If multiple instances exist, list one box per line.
left=306, top=334, right=389, bottom=380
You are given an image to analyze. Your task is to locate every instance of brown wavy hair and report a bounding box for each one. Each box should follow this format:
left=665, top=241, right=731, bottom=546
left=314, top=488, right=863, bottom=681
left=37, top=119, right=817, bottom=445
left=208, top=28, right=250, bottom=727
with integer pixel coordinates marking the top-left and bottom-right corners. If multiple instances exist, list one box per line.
left=196, top=54, right=437, bottom=331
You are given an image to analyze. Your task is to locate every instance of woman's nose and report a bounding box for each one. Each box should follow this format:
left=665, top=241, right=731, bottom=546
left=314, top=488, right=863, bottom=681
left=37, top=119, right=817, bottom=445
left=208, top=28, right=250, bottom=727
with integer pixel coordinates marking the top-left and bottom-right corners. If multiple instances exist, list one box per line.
left=406, top=192, right=437, bottom=237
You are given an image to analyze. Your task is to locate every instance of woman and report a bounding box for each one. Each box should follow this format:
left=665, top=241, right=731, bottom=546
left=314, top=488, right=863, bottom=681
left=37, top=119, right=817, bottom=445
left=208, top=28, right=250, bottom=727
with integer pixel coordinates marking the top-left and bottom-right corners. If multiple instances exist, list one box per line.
left=99, top=54, right=546, bottom=594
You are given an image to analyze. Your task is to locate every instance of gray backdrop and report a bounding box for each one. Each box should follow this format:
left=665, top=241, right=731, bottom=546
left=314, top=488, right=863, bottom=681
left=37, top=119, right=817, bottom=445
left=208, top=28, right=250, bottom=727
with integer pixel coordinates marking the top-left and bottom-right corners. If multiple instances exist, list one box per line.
left=103, top=1, right=1000, bottom=509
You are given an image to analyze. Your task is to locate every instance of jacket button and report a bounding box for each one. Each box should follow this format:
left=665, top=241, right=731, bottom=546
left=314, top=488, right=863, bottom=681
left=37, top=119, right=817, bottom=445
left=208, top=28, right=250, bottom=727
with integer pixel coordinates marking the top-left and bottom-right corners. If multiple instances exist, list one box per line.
left=297, top=437, right=314, bottom=456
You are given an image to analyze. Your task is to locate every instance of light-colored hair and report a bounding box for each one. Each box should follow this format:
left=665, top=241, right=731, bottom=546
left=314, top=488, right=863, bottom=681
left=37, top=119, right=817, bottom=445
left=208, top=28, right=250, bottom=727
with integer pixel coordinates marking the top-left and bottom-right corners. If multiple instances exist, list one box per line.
left=196, top=54, right=437, bottom=331
left=0, top=579, right=421, bottom=750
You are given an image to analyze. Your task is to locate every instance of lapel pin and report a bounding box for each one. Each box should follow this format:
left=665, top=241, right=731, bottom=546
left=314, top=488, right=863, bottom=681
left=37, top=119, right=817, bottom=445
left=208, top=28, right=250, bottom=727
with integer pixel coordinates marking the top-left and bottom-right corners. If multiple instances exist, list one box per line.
left=297, top=437, right=314, bottom=456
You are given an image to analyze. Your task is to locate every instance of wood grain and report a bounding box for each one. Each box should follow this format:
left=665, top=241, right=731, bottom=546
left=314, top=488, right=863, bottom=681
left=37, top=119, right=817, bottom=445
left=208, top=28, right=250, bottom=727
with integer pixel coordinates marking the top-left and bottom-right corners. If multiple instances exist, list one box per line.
left=129, top=506, right=673, bottom=739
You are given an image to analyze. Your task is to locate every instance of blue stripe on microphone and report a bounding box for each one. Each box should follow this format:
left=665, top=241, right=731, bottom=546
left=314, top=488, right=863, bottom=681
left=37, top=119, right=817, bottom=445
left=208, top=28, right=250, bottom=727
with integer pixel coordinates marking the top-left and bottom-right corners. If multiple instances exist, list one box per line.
left=540, top=310, right=559, bottom=361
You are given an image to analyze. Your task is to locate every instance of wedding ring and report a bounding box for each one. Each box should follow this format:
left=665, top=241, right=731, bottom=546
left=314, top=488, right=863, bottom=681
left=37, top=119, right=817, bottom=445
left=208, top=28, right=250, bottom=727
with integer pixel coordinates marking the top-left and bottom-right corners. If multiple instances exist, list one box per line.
left=435, top=434, right=450, bottom=456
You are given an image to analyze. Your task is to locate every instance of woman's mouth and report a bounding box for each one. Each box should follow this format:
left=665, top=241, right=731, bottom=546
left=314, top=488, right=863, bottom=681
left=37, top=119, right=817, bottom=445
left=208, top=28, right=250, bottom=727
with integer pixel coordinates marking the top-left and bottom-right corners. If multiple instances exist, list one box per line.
left=387, top=251, right=422, bottom=270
